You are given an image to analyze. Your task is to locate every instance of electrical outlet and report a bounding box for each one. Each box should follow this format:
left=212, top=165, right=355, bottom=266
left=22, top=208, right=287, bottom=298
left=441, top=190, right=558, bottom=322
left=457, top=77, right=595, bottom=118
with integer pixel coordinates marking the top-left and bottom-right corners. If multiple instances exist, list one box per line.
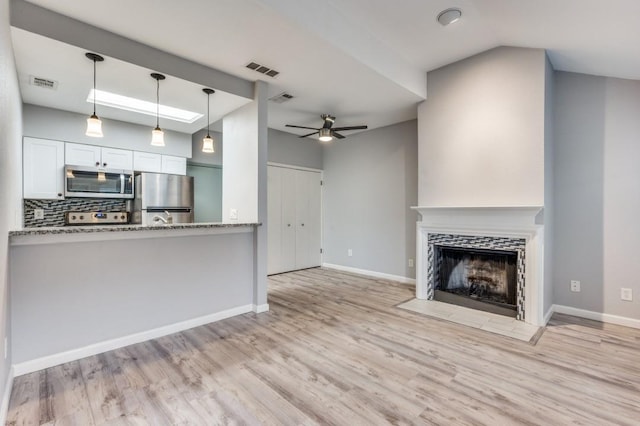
left=621, top=288, right=633, bottom=301
left=34, top=209, right=44, bottom=220
left=408, top=258, right=414, bottom=268
left=348, top=249, right=353, bottom=257
left=570, top=280, right=581, bottom=292
left=229, top=209, right=238, bottom=220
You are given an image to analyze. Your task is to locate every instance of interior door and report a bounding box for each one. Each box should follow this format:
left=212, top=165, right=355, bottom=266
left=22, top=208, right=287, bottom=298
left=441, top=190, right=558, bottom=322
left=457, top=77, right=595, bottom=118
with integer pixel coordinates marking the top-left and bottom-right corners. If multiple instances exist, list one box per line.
left=280, top=167, right=298, bottom=272
left=295, top=169, right=322, bottom=269
left=267, top=166, right=283, bottom=274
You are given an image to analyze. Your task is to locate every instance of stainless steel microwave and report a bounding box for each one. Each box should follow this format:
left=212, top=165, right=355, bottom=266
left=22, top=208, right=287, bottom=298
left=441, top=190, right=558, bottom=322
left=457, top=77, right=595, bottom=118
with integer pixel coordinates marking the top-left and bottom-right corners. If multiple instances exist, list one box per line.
left=64, top=165, right=134, bottom=199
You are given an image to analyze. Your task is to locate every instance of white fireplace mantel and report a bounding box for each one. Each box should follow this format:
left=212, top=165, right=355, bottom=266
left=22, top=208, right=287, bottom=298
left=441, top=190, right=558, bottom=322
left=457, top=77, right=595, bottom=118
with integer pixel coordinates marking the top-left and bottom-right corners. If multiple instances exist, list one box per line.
left=411, top=206, right=546, bottom=326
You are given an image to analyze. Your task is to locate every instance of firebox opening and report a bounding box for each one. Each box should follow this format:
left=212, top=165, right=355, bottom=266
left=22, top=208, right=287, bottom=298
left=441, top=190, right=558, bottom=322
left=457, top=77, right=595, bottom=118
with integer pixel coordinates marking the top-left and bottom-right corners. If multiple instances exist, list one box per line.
left=435, top=246, right=518, bottom=317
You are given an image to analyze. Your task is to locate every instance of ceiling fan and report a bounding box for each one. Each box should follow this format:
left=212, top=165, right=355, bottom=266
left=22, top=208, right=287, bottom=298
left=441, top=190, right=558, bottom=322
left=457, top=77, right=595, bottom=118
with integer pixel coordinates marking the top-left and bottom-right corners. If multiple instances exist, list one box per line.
left=286, top=114, right=368, bottom=141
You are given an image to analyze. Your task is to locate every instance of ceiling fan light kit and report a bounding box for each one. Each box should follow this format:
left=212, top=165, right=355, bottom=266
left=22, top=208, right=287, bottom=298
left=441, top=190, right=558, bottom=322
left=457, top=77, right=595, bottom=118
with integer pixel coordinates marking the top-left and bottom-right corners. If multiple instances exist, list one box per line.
left=150, top=72, right=166, bottom=147
left=202, top=88, right=215, bottom=153
left=286, top=114, right=368, bottom=142
left=85, top=52, right=104, bottom=138
left=318, top=128, right=333, bottom=142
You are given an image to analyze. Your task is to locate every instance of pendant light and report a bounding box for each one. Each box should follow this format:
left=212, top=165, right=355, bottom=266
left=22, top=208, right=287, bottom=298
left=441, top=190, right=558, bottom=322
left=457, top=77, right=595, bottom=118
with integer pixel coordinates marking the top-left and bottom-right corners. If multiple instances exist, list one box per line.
left=150, top=73, right=166, bottom=146
left=202, top=88, right=215, bottom=153
left=85, top=53, right=104, bottom=137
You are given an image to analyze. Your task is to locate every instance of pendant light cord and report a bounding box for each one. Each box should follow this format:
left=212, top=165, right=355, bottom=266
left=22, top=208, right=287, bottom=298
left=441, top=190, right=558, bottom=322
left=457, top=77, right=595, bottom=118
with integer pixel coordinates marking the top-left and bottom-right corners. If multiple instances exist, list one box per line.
left=156, top=78, right=160, bottom=128
left=92, top=59, right=97, bottom=115
left=207, top=93, right=210, bottom=136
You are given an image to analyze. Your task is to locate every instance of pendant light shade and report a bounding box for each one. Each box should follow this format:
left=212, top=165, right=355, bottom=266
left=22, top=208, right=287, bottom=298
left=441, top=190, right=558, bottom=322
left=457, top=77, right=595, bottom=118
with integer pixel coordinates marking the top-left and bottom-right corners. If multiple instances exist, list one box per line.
left=150, top=73, right=166, bottom=147
left=202, top=88, right=215, bottom=153
left=85, top=53, right=104, bottom=137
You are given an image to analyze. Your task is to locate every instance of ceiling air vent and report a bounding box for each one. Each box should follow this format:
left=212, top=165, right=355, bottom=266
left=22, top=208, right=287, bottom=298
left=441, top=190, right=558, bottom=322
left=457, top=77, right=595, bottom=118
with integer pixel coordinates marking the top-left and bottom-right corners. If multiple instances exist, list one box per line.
left=29, top=75, right=58, bottom=90
left=245, top=61, right=280, bottom=78
left=269, top=92, right=294, bottom=104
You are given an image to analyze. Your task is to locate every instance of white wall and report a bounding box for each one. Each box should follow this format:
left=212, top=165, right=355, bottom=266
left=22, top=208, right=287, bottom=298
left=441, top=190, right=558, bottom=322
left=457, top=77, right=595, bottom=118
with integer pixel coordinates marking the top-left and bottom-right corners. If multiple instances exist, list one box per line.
left=543, top=56, right=555, bottom=315
left=23, top=104, right=192, bottom=157
left=322, top=120, right=418, bottom=279
left=554, top=71, right=640, bottom=320
left=222, top=102, right=258, bottom=223
left=418, top=46, right=547, bottom=207
left=268, top=128, right=323, bottom=170
left=0, top=0, right=23, bottom=415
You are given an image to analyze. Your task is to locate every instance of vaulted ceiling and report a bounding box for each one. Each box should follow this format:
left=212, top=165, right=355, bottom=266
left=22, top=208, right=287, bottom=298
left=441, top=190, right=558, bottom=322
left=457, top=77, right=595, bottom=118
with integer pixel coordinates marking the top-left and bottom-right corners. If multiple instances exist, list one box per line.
left=14, top=0, right=640, bottom=137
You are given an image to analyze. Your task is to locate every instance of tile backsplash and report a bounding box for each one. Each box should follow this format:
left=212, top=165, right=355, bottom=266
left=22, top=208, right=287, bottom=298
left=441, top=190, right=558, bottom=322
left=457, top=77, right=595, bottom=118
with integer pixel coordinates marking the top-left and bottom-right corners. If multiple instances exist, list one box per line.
left=24, top=198, right=128, bottom=227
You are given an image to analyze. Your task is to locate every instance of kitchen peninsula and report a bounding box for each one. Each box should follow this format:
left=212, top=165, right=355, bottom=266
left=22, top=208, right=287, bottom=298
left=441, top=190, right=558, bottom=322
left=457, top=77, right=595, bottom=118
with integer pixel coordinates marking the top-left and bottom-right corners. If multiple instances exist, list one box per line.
left=9, top=222, right=265, bottom=375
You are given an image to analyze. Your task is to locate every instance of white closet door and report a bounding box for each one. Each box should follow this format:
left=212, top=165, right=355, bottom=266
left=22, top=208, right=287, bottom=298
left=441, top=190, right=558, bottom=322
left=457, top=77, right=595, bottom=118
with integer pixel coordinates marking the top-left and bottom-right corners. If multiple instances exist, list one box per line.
left=267, top=166, right=282, bottom=274
left=295, top=169, right=322, bottom=269
left=281, top=167, right=298, bottom=272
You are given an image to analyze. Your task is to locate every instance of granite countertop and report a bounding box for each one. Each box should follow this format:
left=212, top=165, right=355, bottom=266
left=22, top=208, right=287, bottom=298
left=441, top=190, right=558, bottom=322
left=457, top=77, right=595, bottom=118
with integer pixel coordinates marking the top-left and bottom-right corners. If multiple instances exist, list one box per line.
left=9, top=222, right=260, bottom=237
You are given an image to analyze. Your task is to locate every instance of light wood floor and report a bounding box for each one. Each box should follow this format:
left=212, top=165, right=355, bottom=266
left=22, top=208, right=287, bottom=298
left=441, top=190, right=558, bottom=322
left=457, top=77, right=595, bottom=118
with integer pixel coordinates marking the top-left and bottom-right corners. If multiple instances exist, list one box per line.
left=7, top=268, right=640, bottom=425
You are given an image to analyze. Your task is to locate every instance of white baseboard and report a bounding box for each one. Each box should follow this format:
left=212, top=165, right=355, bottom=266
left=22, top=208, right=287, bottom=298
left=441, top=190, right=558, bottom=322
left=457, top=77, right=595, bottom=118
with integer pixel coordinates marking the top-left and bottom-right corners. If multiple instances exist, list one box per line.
left=551, top=304, right=640, bottom=329
left=543, top=305, right=555, bottom=325
left=322, top=263, right=416, bottom=285
left=13, top=304, right=254, bottom=377
left=253, top=303, right=270, bottom=313
left=0, top=366, right=14, bottom=425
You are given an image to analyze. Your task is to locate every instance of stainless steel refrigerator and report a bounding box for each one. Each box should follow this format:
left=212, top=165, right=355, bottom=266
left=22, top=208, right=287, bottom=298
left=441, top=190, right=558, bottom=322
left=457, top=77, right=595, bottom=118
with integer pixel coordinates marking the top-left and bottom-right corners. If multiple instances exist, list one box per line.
left=131, top=173, right=194, bottom=225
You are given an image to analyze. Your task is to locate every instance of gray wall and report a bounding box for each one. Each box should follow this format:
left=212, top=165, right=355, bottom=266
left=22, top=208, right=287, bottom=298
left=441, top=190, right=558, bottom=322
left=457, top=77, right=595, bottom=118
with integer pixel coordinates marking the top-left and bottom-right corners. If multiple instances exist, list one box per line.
left=554, top=71, right=640, bottom=320
left=418, top=46, right=547, bottom=207
left=11, top=232, right=255, bottom=363
left=0, top=0, right=22, bottom=410
left=268, top=128, right=323, bottom=170
left=23, top=104, right=192, bottom=157
left=322, top=120, right=418, bottom=279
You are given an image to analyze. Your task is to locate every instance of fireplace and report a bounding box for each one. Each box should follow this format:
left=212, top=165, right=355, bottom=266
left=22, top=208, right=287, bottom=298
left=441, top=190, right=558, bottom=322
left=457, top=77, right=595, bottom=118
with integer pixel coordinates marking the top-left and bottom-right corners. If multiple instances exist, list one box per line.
left=412, top=207, right=545, bottom=326
left=434, top=246, right=518, bottom=317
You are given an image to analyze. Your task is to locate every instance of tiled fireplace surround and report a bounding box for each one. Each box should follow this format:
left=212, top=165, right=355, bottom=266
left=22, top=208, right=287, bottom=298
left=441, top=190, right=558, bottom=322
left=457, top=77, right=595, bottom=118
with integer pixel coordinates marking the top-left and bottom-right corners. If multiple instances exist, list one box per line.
left=412, top=207, right=545, bottom=326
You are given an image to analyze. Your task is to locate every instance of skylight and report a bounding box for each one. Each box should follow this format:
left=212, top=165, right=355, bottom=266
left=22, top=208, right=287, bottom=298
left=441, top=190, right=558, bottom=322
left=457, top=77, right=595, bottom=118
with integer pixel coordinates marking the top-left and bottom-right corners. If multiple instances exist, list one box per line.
left=86, top=89, right=203, bottom=123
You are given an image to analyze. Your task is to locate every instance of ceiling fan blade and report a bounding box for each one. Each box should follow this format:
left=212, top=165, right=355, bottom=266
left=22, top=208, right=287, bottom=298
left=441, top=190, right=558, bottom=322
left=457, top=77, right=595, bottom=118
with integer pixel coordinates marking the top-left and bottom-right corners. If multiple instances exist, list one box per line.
left=299, top=131, right=319, bottom=138
left=286, top=124, right=320, bottom=130
left=332, top=132, right=346, bottom=139
left=332, top=125, right=368, bottom=131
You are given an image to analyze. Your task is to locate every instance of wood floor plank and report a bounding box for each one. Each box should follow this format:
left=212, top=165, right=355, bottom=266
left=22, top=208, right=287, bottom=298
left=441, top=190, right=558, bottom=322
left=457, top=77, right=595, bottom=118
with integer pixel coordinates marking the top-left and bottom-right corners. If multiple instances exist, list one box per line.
left=7, top=267, right=640, bottom=425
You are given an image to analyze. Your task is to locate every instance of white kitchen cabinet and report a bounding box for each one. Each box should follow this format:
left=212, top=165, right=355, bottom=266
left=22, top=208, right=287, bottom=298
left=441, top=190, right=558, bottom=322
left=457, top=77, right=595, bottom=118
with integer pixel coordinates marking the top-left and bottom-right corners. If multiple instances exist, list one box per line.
left=65, top=143, right=133, bottom=169
left=23, top=137, right=65, bottom=200
left=133, top=151, right=162, bottom=172
left=101, top=147, right=133, bottom=169
left=268, top=165, right=321, bottom=275
left=161, top=155, right=187, bottom=175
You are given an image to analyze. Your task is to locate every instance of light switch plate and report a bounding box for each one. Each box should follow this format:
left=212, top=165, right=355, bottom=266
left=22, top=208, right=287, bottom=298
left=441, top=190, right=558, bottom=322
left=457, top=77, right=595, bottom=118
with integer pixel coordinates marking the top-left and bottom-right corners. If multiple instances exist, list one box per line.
left=229, top=209, right=238, bottom=220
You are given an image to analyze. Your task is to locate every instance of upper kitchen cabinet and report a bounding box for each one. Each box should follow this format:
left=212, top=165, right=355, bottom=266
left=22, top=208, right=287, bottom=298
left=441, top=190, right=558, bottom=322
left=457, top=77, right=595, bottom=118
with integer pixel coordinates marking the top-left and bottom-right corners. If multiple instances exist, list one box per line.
left=23, top=137, right=65, bottom=200
left=65, top=143, right=133, bottom=170
left=133, top=151, right=161, bottom=173
left=161, top=155, right=187, bottom=175
left=133, top=152, right=186, bottom=175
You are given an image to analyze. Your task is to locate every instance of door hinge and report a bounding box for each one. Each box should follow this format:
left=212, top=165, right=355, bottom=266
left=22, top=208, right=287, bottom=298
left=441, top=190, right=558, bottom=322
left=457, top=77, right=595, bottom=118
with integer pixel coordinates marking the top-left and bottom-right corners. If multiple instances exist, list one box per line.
left=320, top=180, right=323, bottom=186
left=320, top=248, right=323, bottom=254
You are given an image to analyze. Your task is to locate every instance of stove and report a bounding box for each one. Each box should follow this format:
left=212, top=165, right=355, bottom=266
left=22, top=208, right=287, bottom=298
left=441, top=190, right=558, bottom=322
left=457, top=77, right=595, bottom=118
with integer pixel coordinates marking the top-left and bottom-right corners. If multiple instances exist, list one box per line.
left=65, top=211, right=129, bottom=225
